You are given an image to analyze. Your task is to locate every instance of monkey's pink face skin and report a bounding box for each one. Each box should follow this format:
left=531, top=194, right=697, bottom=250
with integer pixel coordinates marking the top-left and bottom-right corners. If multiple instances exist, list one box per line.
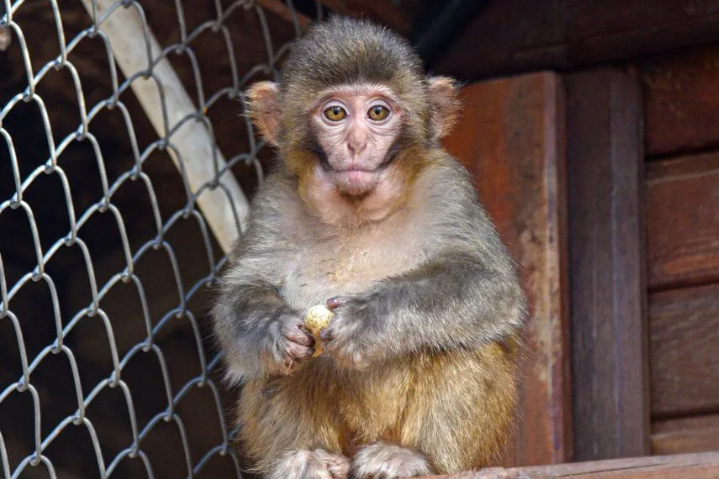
left=311, top=85, right=403, bottom=196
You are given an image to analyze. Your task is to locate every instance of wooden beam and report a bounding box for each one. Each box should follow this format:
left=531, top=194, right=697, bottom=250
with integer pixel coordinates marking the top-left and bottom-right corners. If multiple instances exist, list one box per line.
left=443, top=72, right=571, bottom=466
left=435, top=0, right=719, bottom=81
left=315, top=0, right=428, bottom=35
left=80, top=0, right=249, bottom=253
left=414, top=452, right=719, bottom=478
left=565, top=68, right=650, bottom=460
left=256, top=0, right=313, bottom=29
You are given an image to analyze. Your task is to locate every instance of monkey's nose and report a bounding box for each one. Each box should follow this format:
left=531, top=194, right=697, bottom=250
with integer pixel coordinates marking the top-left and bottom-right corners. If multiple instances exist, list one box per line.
left=347, top=140, right=366, bottom=156
left=347, top=129, right=368, bottom=156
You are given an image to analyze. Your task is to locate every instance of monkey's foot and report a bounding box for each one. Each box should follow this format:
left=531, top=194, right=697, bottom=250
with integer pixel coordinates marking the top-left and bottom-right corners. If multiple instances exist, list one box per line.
left=267, top=449, right=350, bottom=479
left=350, top=442, right=432, bottom=479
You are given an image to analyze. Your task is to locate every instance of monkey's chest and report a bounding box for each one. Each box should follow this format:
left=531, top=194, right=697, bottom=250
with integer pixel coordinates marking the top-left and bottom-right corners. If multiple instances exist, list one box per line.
left=282, top=238, right=426, bottom=310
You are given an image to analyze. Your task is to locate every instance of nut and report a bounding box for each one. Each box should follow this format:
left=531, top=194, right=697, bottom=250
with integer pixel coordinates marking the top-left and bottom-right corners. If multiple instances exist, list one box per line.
left=304, top=304, right=334, bottom=357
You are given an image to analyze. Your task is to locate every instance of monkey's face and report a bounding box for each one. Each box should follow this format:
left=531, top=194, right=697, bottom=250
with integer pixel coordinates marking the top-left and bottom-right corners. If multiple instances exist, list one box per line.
left=245, top=17, right=461, bottom=223
left=310, top=84, right=403, bottom=196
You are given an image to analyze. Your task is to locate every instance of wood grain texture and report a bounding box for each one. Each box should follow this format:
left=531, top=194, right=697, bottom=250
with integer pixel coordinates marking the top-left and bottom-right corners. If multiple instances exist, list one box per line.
left=646, top=153, right=719, bottom=290
left=414, top=452, right=719, bottom=478
left=639, top=45, right=719, bottom=158
left=649, top=284, right=719, bottom=416
left=565, top=68, right=650, bottom=460
left=434, top=0, right=719, bottom=82
left=443, top=73, right=571, bottom=466
left=652, top=414, right=719, bottom=455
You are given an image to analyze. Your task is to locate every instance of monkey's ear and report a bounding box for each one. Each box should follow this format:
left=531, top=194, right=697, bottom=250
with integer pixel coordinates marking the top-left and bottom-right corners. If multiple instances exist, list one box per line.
left=246, top=81, right=281, bottom=146
left=427, top=76, right=461, bottom=140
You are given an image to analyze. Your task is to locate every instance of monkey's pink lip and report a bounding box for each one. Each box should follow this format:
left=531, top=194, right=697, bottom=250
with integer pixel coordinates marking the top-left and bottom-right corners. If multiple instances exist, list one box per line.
left=341, top=169, right=375, bottom=181
left=332, top=168, right=379, bottom=193
left=335, top=169, right=376, bottom=183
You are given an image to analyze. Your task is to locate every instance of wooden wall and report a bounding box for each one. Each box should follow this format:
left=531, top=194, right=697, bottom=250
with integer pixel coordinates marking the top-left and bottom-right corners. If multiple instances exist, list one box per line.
left=441, top=45, right=719, bottom=463
left=429, top=0, right=719, bottom=463
left=637, top=45, right=719, bottom=455
left=552, top=48, right=719, bottom=458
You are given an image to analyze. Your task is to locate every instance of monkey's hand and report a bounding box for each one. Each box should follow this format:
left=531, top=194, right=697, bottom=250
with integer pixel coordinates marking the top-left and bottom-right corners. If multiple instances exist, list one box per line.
left=319, top=295, right=382, bottom=369
left=267, top=311, right=316, bottom=373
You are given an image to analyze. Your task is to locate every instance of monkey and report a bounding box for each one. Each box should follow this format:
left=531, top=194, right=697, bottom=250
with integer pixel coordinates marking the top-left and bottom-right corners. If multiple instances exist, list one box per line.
left=212, top=16, right=526, bottom=479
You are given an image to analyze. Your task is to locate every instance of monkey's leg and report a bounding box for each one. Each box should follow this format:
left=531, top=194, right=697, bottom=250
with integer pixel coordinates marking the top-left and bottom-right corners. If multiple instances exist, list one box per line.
left=402, top=343, right=519, bottom=474
left=264, top=449, right=350, bottom=479
left=239, top=370, right=351, bottom=478
left=349, top=442, right=432, bottom=479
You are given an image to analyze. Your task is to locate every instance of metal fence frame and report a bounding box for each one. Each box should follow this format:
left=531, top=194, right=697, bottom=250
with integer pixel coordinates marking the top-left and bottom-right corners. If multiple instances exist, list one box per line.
left=0, top=1, right=315, bottom=477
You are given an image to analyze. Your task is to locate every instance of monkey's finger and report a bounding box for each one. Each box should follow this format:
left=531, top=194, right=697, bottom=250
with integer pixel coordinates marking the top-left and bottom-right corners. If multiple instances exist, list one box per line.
left=319, top=327, right=335, bottom=342
left=286, top=342, right=314, bottom=360
left=284, top=327, right=314, bottom=346
left=326, top=296, right=349, bottom=311
left=316, top=451, right=350, bottom=479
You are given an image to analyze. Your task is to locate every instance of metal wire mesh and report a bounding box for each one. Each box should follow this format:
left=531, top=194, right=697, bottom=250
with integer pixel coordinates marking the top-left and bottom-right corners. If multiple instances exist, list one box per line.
left=0, top=1, right=316, bottom=477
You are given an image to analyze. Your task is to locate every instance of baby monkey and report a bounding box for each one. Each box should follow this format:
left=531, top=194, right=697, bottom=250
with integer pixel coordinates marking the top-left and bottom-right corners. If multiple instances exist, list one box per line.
left=212, top=16, right=526, bottom=479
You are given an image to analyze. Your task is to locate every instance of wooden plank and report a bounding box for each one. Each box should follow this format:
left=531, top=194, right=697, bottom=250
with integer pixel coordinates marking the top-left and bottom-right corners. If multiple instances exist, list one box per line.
left=649, top=284, right=719, bottom=416
left=415, top=452, right=719, bottom=478
left=434, top=0, right=719, bottom=82
left=443, top=73, right=571, bottom=466
left=315, top=0, right=432, bottom=35
left=652, top=414, right=719, bottom=455
left=565, top=68, right=650, bottom=460
left=257, top=0, right=313, bottom=28
left=646, top=153, right=719, bottom=290
left=639, top=45, right=719, bottom=158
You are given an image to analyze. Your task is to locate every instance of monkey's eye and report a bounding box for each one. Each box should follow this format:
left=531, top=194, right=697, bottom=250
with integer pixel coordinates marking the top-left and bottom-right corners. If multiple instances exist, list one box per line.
left=323, top=106, right=347, bottom=122
left=368, top=105, right=390, bottom=121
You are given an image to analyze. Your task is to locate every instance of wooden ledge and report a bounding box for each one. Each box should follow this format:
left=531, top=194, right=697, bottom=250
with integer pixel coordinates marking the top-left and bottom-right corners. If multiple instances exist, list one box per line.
left=415, top=452, right=719, bottom=478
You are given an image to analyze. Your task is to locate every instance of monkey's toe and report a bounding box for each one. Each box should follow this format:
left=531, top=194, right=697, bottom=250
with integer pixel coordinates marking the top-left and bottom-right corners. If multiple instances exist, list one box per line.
left=313, top=449, right=351, bottom=479
left=266, top=449, right=350, bottom=479
left=350, top=442, right=432, bottom=479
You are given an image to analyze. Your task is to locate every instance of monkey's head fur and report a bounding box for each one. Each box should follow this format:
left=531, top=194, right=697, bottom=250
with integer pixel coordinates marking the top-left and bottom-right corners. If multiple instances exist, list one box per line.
left=246, top=17, right=460, bottom=222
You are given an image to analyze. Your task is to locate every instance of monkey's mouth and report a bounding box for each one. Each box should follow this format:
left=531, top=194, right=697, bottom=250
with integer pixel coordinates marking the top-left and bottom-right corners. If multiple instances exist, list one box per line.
left=332, top=168, right=380, bottom=195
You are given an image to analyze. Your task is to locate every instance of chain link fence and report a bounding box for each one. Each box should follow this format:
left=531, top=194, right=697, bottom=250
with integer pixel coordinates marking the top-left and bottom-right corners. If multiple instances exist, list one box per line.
left=0, top=1, right=319, bottom=477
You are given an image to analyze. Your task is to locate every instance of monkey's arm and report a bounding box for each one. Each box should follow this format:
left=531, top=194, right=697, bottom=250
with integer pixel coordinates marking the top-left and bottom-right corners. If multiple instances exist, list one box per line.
left=212, top=180, right=314, bottom=383
left=322, top=248, right=525, bottom=365
left=212, top=276, right=313, bottom=383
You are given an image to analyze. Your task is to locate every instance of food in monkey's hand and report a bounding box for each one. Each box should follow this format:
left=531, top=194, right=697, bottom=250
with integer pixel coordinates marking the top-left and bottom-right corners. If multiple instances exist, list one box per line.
left=304, top=304, right=334, bottom=357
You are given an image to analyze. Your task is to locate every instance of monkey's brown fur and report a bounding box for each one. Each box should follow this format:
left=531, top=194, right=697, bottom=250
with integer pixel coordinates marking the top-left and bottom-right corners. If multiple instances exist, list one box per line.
left=241, top=342, right=519, bottom=474
left=214, top=16, right=526, bottom=478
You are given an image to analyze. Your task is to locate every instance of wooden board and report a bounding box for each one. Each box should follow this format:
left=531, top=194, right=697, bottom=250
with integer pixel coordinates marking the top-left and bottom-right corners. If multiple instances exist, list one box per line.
left=416, top=452, right=719, bottom=478
left=652, top=414, right=719, bottom=455
left=646, top=153, right=719, bottom=290
left=649, top=283, right=719, bottom=416
left=434, top=0, right=719, bottom=82
left=564, top=69, right=650, bottom=460
left=639, top=45, right=719, bottom=158
left=257, top=0, right=313, bottom=28
left=443, top=73, right=571, bottom=466
left=316, top=0, right=433, bottom=35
